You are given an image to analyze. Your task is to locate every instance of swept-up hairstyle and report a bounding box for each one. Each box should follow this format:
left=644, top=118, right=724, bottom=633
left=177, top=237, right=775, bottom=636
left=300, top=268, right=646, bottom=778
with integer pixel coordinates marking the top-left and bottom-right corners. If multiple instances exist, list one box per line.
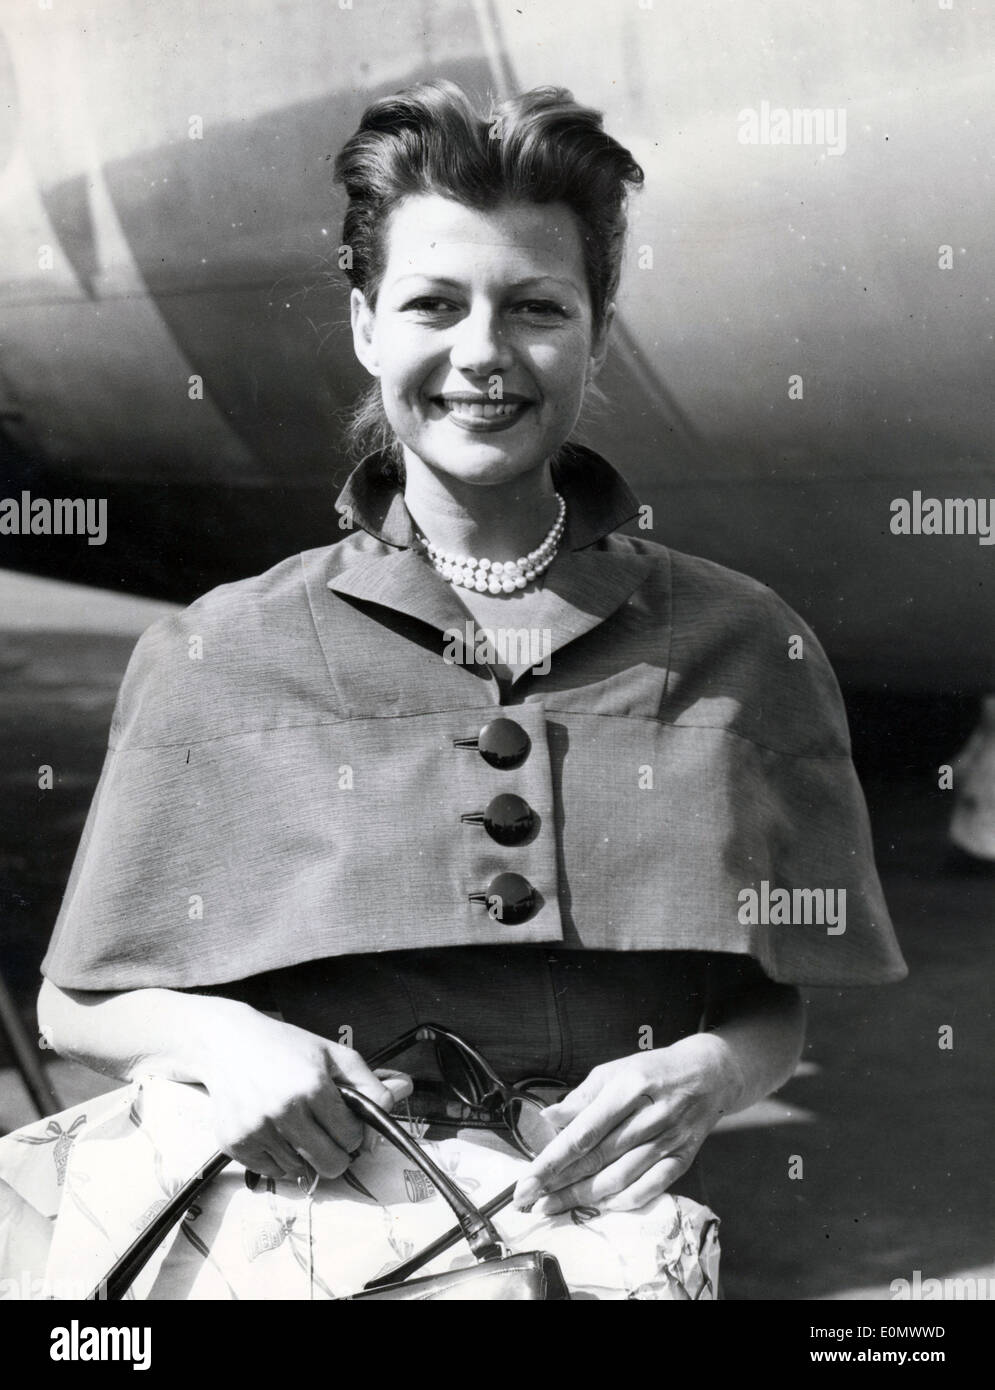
left=333, top=80, right=644, bottom=460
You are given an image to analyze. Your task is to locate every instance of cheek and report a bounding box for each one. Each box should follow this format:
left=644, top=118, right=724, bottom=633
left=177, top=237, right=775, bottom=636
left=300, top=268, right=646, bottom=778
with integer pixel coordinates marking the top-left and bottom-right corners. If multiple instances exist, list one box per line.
left=379, top=363, right=426, bottom=415
left=373, top=330, right=438, bottom=399
left=526, top=339, right=592, bottom=410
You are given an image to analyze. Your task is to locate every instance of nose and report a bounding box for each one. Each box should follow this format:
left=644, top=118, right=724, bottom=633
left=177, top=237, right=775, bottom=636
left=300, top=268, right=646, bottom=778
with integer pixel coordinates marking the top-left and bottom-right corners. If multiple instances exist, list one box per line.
left=449, top=305, right=514, bottom=376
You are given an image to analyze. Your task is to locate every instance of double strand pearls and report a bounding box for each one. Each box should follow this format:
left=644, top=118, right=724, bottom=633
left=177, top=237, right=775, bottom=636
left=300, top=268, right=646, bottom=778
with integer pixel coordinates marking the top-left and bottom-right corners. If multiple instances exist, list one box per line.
left=418, top=493, right=566, bottom=594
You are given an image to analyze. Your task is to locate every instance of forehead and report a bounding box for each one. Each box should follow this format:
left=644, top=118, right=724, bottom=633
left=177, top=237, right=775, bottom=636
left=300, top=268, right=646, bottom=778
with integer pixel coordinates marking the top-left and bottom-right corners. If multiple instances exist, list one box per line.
left=380, top=193, right=587, bottom=287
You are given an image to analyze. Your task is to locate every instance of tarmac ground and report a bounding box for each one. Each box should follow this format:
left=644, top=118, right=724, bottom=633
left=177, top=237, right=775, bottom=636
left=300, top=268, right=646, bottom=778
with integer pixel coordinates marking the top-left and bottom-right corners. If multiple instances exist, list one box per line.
left=0, top=568, right=991, bottom=1300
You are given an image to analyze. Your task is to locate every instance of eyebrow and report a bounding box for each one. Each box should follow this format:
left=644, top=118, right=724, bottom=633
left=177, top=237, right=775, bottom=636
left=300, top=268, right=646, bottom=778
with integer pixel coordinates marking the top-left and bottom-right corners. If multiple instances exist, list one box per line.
left=390, top=273, right=585, bottom=296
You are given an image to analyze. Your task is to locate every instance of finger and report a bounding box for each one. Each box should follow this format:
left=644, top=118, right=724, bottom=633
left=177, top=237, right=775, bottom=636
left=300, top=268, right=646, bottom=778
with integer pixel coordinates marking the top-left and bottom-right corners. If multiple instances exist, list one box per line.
left=600, top=1154, right=691, bottom=1212
left=365, top=1074, right=415, bottom=1152
left=297, top=1142, right=350, bottom=1181
left=229, top=1144, right=293, bottom=1182
left=249, top=1119, right=317, bottom=1176
left=376, top=1071, right=415, bottom=1106
left=330, top=1048, right=398, bottom=1110
left=296, top=1108, right=357, bottom=1179
left=535, top=1148, right=690, bottom=1216
left=269, top=1160, right=305, bottom=1184
left=321, top=1050, right=399, bottom=1152
left=532, top=1143, right=662, bottom=1215
left=514, top=1087, right=651, bottom=1202
left=533, top=1074, right=602, bottom=1129
left=216, top=1119, right=303, bottom=1178
left=263, top=1098, right=355, bottom=1178
left=307, top=1082, right=366, bottom=1155
left=536, top=1098, right=674, bottom=1191
left=254, top=1158, right=304, bottom=1184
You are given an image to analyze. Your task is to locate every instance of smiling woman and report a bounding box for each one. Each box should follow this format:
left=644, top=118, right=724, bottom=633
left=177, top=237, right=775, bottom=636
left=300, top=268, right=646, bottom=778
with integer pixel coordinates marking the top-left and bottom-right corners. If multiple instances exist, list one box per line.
left=350, top=196, right=598, bottom=485
left=351, top=196, right=595, bottom=642
left=334, top=83, right=641, bottom=639
left=3, top=80, right=907, bottom=1301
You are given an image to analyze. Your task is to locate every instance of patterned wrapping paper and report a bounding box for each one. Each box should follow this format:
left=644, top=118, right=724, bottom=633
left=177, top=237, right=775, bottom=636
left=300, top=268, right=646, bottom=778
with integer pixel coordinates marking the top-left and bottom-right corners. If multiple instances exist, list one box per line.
left=0, top=1077, right=720, bottom=1301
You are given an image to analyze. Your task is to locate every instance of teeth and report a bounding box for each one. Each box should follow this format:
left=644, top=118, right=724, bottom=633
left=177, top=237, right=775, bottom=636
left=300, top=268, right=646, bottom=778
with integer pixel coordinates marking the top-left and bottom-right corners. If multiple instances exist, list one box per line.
left=444, top=399, right=524, bottom=420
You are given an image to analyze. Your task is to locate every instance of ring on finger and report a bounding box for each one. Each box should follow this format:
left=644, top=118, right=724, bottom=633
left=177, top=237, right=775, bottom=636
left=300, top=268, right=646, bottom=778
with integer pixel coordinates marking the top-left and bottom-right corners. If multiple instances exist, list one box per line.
left=297, top=1160, right=320, bottom=1195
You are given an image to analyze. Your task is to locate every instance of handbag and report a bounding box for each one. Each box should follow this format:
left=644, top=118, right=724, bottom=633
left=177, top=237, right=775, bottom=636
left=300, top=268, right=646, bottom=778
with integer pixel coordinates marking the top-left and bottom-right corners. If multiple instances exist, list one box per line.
left=86, top=1084, right=571, bottom=1301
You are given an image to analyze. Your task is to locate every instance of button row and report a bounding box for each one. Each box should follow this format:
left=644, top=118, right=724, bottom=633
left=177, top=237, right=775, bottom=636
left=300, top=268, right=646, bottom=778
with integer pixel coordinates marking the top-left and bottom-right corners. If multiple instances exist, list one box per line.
left=456, top=719, right=538, bottom=923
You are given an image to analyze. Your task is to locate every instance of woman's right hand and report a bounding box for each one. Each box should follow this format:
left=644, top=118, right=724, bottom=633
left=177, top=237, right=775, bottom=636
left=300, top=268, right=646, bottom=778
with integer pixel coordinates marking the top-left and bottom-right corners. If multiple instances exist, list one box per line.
left=199, top=1006, right=412, bottom=1181
left=37, top=980, right=410, bottom=1182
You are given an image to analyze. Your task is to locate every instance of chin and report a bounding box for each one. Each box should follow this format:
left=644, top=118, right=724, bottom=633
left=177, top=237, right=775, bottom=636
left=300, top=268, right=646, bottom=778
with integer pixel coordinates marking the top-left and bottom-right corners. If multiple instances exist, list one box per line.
left=412, top=437, right=550, bottom=487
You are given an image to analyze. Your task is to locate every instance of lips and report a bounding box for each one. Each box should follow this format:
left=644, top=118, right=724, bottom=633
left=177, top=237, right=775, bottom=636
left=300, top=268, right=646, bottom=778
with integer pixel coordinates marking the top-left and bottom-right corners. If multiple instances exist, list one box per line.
left=435, top=395, right=529, bottom=415
left=431, top=395, right=532, bottom=430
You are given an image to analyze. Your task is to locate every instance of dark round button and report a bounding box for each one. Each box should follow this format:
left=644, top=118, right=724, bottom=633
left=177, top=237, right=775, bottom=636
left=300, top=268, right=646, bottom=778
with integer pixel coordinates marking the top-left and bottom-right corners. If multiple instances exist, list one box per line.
left=483, top=793, right=537, bottom=846
left=485, top=872, right=537, bottom=925
left=478, top=718, right=530, bottom=770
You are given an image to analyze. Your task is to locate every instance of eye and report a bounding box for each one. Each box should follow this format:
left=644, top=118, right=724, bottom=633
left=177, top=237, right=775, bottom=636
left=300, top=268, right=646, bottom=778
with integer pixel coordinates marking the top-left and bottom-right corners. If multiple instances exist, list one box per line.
left=403, top=296, right=460, bottom=316
left=513, top=299, right=568, bottom=318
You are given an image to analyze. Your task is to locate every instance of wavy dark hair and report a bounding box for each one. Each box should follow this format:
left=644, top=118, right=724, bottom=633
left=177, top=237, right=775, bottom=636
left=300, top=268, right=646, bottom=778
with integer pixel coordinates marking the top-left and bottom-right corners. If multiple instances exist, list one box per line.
left=333, top=80, right=644, bottom=461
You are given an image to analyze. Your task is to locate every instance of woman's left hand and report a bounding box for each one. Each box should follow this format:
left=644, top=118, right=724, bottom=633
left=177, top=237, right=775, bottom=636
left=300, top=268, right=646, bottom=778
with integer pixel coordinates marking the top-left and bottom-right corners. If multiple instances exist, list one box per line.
left=512, top=1033, right=744, bottom=1215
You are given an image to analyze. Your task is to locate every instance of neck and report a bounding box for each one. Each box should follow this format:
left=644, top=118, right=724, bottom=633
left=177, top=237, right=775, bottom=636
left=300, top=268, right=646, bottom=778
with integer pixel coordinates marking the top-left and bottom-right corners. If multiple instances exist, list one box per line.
left=401, top=451, right=560, bottom=560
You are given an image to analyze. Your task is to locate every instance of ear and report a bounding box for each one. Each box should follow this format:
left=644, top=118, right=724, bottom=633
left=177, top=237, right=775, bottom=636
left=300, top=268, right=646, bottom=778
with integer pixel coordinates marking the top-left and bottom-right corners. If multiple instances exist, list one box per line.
left=588, top=301, right=615, bottom=381
left=350, top=288, right=380, bottom=377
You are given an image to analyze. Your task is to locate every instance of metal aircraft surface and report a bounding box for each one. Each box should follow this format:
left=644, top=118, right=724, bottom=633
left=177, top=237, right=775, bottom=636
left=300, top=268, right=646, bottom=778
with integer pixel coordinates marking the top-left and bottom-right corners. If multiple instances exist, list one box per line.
left=0, top=0, right=992, bottom=690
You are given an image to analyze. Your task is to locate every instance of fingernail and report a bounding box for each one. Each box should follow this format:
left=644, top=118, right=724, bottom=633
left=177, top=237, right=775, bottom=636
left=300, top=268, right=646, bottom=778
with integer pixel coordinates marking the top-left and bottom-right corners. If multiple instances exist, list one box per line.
left=381, top=1073, right=414, bottom=1103
left=513, top=1178, right=542, bottom=1210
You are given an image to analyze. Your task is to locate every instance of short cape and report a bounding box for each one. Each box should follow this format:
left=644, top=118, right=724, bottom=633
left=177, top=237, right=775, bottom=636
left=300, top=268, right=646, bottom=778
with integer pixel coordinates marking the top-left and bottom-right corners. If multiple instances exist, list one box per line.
left=42, top=453, right=907, bottom=991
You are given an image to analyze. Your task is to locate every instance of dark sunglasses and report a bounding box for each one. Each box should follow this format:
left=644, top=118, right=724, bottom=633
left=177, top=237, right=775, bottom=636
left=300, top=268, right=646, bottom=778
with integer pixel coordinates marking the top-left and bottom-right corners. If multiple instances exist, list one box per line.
left=369, top=1022, right=569, bottom=1160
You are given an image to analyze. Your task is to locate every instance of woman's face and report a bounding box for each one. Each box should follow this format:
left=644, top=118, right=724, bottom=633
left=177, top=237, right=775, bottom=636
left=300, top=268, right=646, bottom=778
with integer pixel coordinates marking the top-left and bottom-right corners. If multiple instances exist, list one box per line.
left=350, top=193, right=611, bottom=487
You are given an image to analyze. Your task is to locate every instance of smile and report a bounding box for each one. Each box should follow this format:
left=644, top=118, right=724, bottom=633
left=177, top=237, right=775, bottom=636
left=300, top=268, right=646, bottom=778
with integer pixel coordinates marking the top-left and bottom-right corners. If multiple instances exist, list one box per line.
left=431, top=396, right=532, bottom=431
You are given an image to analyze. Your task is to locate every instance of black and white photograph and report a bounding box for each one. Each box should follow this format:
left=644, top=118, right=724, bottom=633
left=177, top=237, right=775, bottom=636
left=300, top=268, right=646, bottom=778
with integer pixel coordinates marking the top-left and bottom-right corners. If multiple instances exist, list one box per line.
left=0, top=0, right=991, bottom=1353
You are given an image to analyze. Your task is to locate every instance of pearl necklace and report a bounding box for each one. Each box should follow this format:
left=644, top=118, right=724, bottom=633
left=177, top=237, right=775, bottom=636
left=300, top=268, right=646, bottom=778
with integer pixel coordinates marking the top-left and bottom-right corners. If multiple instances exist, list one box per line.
left=418, top=494, right=566, bottom=593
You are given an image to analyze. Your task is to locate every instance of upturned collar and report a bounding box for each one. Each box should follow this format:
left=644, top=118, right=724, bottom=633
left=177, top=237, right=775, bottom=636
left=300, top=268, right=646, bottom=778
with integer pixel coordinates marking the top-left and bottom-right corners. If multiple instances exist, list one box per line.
left=333, top=442, right=642, bottom=551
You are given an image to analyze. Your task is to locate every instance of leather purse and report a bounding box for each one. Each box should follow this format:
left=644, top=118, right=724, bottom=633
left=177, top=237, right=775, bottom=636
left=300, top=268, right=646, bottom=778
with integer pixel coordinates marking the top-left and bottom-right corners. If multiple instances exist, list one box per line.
left=87, top=1084, right=570, bottom=1301
left=349, top=1251, right=569, bottom=1300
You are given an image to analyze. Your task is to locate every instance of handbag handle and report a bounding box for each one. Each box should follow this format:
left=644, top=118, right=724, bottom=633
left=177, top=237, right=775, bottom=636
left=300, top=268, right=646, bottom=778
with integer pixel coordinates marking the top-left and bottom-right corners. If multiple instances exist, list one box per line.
left=336, top=1085, right=505, bottom=1260
left=86, top=1084, right=504, bottom=1300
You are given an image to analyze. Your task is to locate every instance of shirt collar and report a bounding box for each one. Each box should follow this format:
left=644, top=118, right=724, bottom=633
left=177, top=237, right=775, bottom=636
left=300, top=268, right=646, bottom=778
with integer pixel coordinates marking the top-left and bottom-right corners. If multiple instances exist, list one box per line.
left=333, top=442, right=642, bottom=551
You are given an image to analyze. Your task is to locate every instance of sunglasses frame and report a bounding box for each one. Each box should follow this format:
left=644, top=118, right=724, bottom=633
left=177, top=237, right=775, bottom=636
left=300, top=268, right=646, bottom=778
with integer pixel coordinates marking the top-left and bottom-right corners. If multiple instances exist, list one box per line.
left=368, top=1022, right=567, bottom=1159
